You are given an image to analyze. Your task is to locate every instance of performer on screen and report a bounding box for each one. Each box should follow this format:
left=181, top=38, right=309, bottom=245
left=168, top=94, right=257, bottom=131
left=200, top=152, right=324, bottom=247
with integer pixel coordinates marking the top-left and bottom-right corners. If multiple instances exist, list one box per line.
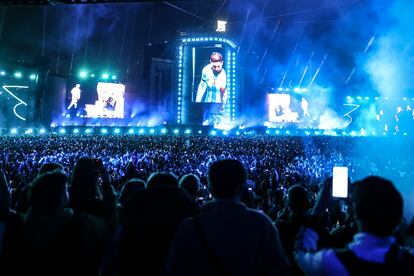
left=195, top=52, right=227, bottom=125
left=67, top=84, right=81, bottom=110
left=301, top=97, right=310, bottom=118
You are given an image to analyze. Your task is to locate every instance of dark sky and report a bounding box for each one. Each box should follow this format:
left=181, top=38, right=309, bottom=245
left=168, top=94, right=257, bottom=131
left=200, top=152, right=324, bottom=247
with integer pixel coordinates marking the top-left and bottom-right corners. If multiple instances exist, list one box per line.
left=0, top=0, right=412, bottom=97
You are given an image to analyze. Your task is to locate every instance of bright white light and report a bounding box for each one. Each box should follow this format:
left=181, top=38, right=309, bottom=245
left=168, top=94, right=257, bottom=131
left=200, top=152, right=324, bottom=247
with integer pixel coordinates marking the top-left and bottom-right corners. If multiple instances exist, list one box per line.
left=185, top=129, right=191, bottom=134
left=29, top=74, right=37, bottom=80
left=216, top=20, right=227, bottom=32
left=128, top=129, right=134, bottom=134
left=114, top=128, right=121, bottom=134
left=73, top=128, right=79, bottom=134
left=173, top=129, right=179, bottom=134
left=25, top=128, right=33, bottom=134
left=265, top=130, right=270, bottom=134
left=275, top=130, right=280, bottom=134
left=59, top=128, right=66, bottom=134
left=210, top=130, right=217, bottom=135
left=102, top=73, right=109, bottom=80
left=79, top=71, right=88, bottom=78
left=149, top=129, right=155, bottom=134
left=139, top=129, right=145, bottom=134
left=161, top=128, right=167, bottom=134
left=0, top=71, right=5, bottom=76
left=101, top=128, right=108, bottom=134
left=14, top=72, right=22, bottom=78
left=111, top=75, right=117, bottom=80
left=10, top=128, right=18, bottom=134
left=39, top=128, right=46, bottom=134
left=198, top=130, right=202, bottom=134
left=85, top=128, right=92, bottom=134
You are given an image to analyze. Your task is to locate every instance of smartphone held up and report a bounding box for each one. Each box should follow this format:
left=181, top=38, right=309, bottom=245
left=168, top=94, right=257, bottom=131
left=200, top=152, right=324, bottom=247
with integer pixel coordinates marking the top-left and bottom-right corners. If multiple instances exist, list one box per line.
left=332, top=166, right=348, bottom=198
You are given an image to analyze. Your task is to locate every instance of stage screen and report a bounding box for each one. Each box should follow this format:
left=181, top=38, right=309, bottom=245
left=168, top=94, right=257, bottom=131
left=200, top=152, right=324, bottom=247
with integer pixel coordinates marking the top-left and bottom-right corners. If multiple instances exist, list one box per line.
left=65, top=81, right=125, bottom=119
left=0, top=83, right=32, bottom=127
left=178, top=36, right=238, bottom=128
left=266, top=89, right=352, bottom=130
left=192, top=49, right=226, bottom=104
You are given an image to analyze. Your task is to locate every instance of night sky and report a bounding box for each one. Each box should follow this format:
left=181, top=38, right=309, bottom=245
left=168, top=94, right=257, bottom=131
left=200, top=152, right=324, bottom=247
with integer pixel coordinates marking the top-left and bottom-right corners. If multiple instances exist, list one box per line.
left=0, top=0, right=412, bottom=98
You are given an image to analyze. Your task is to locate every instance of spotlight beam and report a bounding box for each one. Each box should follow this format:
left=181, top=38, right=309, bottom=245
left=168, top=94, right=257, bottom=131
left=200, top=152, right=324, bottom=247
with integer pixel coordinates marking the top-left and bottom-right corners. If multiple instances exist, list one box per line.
left=308, top=52, right=328, bottom=89
left=162, top=1, right=205, bottom=21
left=345, top=36, right=375, bottom=85
left=257, top=19, right=281, bottom=72
left=280, top=41, right=299, bottom=87
left=298, top=52, right=314, bottom=87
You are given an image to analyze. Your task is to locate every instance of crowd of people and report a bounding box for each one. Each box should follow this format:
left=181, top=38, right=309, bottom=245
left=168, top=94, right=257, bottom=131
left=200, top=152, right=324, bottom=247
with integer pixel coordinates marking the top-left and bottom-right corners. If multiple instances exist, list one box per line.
left=0, top=134, right=413, bottom=275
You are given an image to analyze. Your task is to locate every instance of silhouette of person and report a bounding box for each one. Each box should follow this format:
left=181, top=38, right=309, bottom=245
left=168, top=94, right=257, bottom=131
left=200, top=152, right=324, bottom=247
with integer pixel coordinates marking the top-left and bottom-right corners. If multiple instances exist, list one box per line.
left=67, top=84, right=81, bottom=110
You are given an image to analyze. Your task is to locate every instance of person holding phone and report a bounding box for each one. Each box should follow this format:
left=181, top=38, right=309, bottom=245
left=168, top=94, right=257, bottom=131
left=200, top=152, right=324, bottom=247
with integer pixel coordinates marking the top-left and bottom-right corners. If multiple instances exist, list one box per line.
left=294, top=176, right=414, bottom=275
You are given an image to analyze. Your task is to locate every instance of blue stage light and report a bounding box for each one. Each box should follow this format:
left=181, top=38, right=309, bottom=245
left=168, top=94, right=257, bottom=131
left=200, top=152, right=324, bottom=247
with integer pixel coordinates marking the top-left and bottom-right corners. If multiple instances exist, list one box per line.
left=185, top=129, right=191, bottom=134
left=161, top=128, right=167, bottom=134
left=114, top=128, right=121, bottom=134
left=25, top=128, right=33, bottom=134
left=173, top=129, right=179, bottom=134
left=101, top=128, right=108, bottom=134
left=73, top=128, right=79, bottom=134
left=138, top=129, right=145, bottom=134
left=59, top=128, right=66, bottom=134
left=211, top=130, right=217, bottom=136
left=102, top=73, right=109, bottom=80
left=149, top=129, right=155, bottom=134
left=79, top=70, right=88, bottom=78
left=29, top=74, right=37, bottom=80
left=10, top=128, right=18, bottom=134
left=85, top=128, right=92, bottom=134
left=39, top=128, right=46, bottom=134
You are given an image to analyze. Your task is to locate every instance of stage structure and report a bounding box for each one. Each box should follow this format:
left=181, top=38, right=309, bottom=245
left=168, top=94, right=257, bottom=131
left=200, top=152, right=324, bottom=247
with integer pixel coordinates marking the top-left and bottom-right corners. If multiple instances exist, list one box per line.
left=177, top=34, right=238, bottom=129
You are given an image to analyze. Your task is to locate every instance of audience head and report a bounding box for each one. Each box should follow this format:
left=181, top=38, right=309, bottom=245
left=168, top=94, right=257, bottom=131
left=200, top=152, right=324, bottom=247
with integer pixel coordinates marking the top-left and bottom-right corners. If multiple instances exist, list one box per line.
left=118, top=178, right=146, bottom=206
left=147, top=172, right=178, bottom=188
left=351, top=176, right=403, bottom=236
left=29, top=170, right=69, bottom=213
left=70, top=157, right=101, bottom=209
left=38, top=162, right=64, bottom=175
left=287, top=184, right=310, bottom=215
left=208, top=159, right=246, bottom=200
left=179, top=174, right=200, bottom=198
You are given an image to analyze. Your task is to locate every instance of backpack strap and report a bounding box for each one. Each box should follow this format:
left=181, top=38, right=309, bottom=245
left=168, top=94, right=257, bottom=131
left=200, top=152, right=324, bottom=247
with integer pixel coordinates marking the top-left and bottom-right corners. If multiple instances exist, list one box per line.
left=193, top=216, right=231, bottom=276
